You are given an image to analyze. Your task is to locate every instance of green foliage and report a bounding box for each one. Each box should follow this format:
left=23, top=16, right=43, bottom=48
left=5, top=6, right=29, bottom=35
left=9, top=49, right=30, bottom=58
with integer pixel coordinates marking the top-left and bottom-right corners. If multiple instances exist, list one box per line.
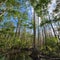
left=6, top=0, right=20, bottom=7
left=40, top=37, right=60, bottom=57
left=30, top=0, right=50, bottom=16
left=45, top=37, right=58, bottom=47
left=0, top=0, right=60, bottom=59
left=40, top=18, right=60, bottom=26
left=0, top=0, right=20, bottom=20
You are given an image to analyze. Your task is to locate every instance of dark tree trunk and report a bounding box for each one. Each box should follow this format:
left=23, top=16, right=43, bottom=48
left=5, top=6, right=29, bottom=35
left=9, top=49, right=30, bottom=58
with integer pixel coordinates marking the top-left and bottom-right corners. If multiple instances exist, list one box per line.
left=43, top=25, right=47, bottom=46
left=15, top=20, right=20, bottom=39
left=33, top=11, right=36, bottom=48
left=57, top=22, right=60, bottom=41
left=49, top=15, right=57, bottom=38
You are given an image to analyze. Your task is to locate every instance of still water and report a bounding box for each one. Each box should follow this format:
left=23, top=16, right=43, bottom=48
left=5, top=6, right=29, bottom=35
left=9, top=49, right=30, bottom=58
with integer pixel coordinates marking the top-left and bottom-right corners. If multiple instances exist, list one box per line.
left=0, top=51, right=48, bottom=60
left=0, top=55, right=49, bottom=60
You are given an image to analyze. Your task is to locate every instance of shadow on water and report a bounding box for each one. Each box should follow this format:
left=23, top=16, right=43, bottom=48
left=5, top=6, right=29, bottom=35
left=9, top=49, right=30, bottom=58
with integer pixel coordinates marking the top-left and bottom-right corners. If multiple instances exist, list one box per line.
left=0, top=53, right=49, bottom=60
left=0, top=56, right=47, bottom=60
left=0, top=52, right=48, bottom=60
left=0, top=55, right=53, bottom=60
left=0, top=51, right=59, bottom=60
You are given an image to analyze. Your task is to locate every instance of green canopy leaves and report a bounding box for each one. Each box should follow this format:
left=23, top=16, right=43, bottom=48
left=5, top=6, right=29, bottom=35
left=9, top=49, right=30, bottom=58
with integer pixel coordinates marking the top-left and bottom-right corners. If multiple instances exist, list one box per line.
left=30, top=0, right=50, bottom=16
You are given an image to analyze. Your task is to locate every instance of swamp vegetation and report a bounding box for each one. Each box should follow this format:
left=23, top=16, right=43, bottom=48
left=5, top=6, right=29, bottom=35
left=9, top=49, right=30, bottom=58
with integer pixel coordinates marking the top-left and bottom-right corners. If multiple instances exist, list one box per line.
left=0, top=0, right=60, bottom=60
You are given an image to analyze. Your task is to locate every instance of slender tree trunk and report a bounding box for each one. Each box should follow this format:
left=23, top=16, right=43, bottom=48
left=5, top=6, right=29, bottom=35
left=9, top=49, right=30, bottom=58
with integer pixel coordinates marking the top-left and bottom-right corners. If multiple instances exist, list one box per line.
left=51, top=23, right=56, bottom=37
left=15, top=22, right=19, bottom=37
left=57, top=22, right=60, bottom=41
left=18, top=24, right=20, bottom=38
left=15, top=20, right=20, bottom=39
left=33, top=11, right=36, bottom=48
left=49, top=15, right=57, bottom=38
left=43, top=26, right=47, bottom=46
left=38, top=17, right=40, bottom=47
left=42, top=28, right=45, bottom=48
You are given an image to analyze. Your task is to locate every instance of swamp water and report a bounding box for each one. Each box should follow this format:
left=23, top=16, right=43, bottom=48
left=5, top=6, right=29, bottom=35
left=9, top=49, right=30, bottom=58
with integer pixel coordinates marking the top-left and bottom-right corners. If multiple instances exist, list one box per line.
left=0, top=51, right=52, bottom=60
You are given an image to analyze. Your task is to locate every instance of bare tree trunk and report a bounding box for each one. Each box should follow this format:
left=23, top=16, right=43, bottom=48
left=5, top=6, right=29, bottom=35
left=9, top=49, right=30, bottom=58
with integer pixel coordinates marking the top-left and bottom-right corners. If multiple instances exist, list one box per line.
left=38, top=17, right=40, bottom=47
left=42, top=28, right=45, bottom=48
left=49, top=15, right=57, bottom=38
left=15, top=22, right=19, bottom=37
left=57, top=22, right=60, bottom=41
left=33, top=11, right=36, bottom=48
left=43, top=25, right=47, bottom=46
left=15, top=20, right=20, bottom=39
left=18, top=24, right=20, bottom=38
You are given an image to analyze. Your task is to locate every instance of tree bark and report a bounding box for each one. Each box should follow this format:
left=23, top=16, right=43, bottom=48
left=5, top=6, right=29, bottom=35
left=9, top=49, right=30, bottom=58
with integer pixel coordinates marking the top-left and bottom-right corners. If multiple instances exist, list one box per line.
left=38, top=17, right=40, bottom=47
left=33, top=11, right=36, bottom=48
left=49, top=15, right=57, bottom=38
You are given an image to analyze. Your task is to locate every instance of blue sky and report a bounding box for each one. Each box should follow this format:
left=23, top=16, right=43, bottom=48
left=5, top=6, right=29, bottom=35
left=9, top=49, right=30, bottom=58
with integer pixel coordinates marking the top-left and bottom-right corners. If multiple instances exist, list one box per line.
left=1, top=0, right=57, bottom=29
left=48, top=0, right=56, bottom=14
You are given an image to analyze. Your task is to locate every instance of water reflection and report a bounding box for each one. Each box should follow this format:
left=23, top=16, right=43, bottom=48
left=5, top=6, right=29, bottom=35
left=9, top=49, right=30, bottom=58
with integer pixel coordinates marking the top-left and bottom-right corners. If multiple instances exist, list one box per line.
left=1, top=52, right=56, bottom=60
left=1, top=55, right=55, bottom=60
left=4, top=51, right=33, bottom=60
left=0, top=55, right=49, bottom=60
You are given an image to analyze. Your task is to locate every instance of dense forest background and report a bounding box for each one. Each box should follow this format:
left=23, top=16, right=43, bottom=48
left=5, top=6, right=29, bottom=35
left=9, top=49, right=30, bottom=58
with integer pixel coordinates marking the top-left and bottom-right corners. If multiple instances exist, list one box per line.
left=0, top=0, right=60, bottom=60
